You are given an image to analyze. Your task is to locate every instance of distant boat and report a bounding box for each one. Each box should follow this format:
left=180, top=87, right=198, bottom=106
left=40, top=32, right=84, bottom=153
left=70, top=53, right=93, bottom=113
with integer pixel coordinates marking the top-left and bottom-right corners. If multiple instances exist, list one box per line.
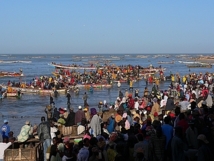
left=187, top=63, right=212, bottom=68
left=158, top=61, right=174, bottom=64
left=178, top=61, right=200, bottom=64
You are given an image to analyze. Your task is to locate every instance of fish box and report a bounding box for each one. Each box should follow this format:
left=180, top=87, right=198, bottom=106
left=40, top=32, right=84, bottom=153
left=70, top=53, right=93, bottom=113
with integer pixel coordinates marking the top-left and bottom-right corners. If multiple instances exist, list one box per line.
left=4, top=142, right=43, bottom=161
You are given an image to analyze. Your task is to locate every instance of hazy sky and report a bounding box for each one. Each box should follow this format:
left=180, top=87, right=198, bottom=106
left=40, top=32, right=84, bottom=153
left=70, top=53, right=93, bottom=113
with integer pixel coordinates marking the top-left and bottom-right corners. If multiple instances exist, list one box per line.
left=0, top=1, right=214, bottom=54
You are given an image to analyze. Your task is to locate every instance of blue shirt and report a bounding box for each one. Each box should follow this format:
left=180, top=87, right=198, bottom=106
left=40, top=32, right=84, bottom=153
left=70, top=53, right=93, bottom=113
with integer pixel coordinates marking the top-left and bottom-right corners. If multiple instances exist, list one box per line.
left=1, top=124, right=10, bottom=138
left=162, top=124, right=173, bottom=149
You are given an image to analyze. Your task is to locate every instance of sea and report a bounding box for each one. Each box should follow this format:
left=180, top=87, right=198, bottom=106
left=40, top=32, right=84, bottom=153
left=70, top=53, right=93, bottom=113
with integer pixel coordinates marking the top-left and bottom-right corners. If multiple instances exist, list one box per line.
left=0, top=53, right=213, bottom=137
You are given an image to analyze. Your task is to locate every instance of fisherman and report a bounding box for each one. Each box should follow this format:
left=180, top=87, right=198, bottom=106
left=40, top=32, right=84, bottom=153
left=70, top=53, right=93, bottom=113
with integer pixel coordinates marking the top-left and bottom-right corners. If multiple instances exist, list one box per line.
left=66, top=90, right=71, bottom=105
left=83, top=92, right=88, bottom=107
left=1, top=120, right=10, bottom=141
left=49, top=93, right=55, bottom=106
left=37, top=117, right=51, bottom=161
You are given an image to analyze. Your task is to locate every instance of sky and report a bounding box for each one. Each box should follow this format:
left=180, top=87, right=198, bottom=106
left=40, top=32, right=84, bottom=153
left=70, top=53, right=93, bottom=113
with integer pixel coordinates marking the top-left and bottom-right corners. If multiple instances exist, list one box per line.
left=0, top=0, right=214, bottom=54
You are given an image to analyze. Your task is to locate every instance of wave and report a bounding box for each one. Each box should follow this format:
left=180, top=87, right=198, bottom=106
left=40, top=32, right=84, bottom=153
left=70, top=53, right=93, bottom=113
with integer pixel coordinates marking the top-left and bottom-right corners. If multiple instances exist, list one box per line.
left=0, top=60, right=32, bottom=64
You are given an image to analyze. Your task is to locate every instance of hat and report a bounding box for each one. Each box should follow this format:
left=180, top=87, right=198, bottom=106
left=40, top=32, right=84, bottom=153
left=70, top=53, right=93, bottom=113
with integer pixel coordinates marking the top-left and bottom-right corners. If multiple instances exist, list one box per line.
left=147, top=107, right=151, bottom=111
left=83, top=108, right=88, bottom=112
left=64, top=108, right=67, bottom=111
left=99, top=101, right=103, bottom=104
left=153, top=98, right=157, bottom=102
left=25, top=121, right=30, bottom=125
left=63, top=137, right=70, bottom=143
left=4, top=120, right=8, bottom=123
left=115, top=115, right=122, bottom=123
left=197, top=134, right=209, bottom=144
left=90, top=108, right=97, bottom=115
left=154, top=112, right=158, bottom=117
left=78, top=106, right=82, bottom=109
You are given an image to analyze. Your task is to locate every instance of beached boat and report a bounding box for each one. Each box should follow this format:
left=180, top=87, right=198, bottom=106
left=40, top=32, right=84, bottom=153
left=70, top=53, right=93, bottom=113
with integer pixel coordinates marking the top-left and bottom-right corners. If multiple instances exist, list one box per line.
left=187, top=63, right=212, bottom=68
left=0, top=71, right=23, bottom=77
left=48, top=62, right=97, bottom=70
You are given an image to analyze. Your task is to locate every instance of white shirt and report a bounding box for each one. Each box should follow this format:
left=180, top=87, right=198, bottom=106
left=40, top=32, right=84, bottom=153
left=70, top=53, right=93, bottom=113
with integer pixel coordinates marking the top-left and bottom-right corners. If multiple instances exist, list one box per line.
left=134, top=102, right=139, bottom=110
left=0, top=142, right=12, bottom=159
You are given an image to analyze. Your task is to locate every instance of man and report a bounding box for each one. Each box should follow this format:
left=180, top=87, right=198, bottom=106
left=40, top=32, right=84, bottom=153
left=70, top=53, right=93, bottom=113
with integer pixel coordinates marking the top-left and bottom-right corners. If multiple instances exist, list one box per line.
left=83, top=92, right=88, bottom=107
left=1, top=120, right=10, bottom=140
left=45, top=105, right=53, bottom=122
left=75, top=106, right=86, bottom=125
left=17, top=121, right=32, bottom=143
left=37, top=116, right=51, bottom=161
left=171, top=126, right=187, bottom=161
left=77, top=138, right=90, bottom=161
left=65, top=108, right=76, bottom=127
left=66, top=91, right=71, bottom=105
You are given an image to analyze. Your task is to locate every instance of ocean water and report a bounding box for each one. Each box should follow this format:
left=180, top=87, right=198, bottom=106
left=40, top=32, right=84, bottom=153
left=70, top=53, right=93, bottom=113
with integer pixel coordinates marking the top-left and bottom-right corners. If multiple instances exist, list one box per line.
left=0, top=53, right=213, bottom=136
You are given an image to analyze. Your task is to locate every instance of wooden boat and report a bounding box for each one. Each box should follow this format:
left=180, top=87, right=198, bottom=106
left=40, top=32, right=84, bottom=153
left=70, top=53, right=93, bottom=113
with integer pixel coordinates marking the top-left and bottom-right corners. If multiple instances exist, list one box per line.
left=158, top=61, right=174, bottom=64
left=0, top=85, right=66, bottom=94
left=187, top=63, right=212, bottom=68
left=72, top=84, right=112, bottom=89
left=48, top=62, right=97, bottom=70
left=0, top=71, right=23, bottom=77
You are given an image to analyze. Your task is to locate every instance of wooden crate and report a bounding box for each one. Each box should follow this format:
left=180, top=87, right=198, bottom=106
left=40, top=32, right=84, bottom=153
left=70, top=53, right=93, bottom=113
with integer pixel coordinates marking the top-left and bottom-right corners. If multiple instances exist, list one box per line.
left=4, top=142, right=43, bottom=161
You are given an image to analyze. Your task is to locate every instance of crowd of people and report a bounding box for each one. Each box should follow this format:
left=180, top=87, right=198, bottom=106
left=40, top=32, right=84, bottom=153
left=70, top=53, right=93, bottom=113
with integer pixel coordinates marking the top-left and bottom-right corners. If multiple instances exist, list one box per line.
left=1, top=71, right=214, bottom=161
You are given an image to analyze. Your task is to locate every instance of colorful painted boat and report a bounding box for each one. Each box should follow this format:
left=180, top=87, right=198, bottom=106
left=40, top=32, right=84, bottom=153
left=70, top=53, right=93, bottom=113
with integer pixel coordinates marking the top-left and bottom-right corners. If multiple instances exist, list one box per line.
left=48, top=63, right=97, bottom=70
left=0, top=72, right=23, bottom=77
left=187, top=64, right=212, bottom=68
left=72, top=84, right=112, bottom=89
left=0, top=85, right=66, bottom=94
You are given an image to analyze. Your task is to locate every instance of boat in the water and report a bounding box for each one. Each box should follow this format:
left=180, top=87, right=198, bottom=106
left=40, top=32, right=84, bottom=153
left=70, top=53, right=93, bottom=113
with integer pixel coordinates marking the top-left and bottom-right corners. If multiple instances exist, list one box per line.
left=0, top=71, right=23, bottom=77
left=178, top=61, right=200, bottom=64
left=158, top=61, right=174, bottom=64
left=0, top=85, right=66, bottom=94
left=71, top=84, right=112, bottom=89
left=48, top=62, right=97, bottom=70
left=186, top=63, right=212, bottom=68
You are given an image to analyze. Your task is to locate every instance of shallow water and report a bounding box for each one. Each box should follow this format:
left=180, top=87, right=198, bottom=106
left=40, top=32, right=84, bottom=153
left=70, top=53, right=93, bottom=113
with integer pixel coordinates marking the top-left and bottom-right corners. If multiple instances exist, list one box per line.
left=0, top=54, right=213, bottom=137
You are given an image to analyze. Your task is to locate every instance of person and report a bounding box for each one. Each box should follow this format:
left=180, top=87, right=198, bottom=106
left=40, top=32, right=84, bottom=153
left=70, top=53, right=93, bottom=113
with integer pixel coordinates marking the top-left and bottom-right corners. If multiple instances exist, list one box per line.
left=49, top=137, right=59, bottom=161
left=50, top=94, right=55, bottom=105
left=197, top=134, right=213, bottom=161
left=75, top=106, right=86, bottom=125
left=107, top=113, right=115, bottom=134
left=66, top=91, right=71, bottom=105
left=149, top=125, right=166, bottom=161
left=17, top=121, right=32, bottom=143
left=161, top=116, right=173, bottom=160
left=171, top=126, right=187, bottom=161
left=37, top=116, right=51, bottom=161
left=83, top=92, right=88, bottom=107
left=45, top=105, right=53, bottom=122
left=57, top=114, right=66, bottom=125
left=62, top=137, right=75, bottom=161
left=53, top=108, right=60, bottom=121
left=65, top=108, right=76, bottom=127
left=129, top=80, right=133, bottom=91
left=90, top=108, right=101, bottom=137
left=133, top=134, right=145, bottom=161
left=1, top=120, right=10, bottom=140
left=77, top=138, right=90, bottom=161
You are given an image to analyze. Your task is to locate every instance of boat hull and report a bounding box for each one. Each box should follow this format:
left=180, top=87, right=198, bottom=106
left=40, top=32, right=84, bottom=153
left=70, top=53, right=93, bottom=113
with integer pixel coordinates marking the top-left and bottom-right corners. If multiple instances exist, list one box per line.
left=72, top=84, right=112, bottom=89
